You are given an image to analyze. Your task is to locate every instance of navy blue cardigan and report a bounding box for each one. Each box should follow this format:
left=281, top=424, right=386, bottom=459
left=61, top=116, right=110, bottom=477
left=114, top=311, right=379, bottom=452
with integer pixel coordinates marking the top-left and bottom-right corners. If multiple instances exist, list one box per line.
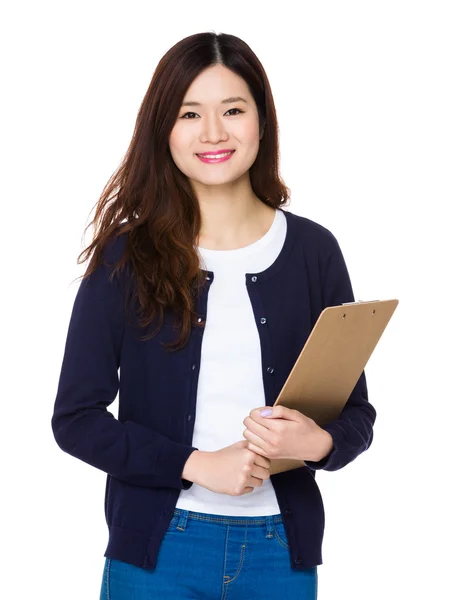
left=51, top=209, right=376, bottom=571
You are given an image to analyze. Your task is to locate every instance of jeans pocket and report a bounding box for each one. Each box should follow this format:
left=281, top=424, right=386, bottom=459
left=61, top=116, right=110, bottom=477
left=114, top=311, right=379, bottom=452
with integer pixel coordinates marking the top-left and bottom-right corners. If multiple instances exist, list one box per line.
left=273, top=521, right=290, bottom=550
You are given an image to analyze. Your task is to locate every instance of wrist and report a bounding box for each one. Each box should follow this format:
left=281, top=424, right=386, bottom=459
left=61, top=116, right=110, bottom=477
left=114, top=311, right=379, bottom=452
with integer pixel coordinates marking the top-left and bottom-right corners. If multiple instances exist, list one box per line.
left=182, top=450, right=207, bottom=484
left=315, top=429, right=334, bottom=461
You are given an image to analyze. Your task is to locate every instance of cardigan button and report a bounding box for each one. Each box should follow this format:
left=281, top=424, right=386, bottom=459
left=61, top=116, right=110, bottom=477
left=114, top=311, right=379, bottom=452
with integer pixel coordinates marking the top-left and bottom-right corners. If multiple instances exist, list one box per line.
left=251, top=275, right=258, bottom=282
left=267, top=366, right=274, bottom=374
left=295, top=557, right=303, bottom=565
left=260, top=317, right=267, bottom=324
left=285, top=508, right=292, bottom=516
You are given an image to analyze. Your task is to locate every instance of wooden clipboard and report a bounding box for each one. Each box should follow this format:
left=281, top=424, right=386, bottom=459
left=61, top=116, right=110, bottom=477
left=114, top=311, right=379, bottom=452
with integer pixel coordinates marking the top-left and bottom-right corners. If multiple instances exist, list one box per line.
left=268, top=299, right=399, bottom=475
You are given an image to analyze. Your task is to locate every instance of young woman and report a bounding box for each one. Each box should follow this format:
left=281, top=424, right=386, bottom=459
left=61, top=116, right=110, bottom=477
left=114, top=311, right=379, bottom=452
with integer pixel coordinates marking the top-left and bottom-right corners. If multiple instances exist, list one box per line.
left=51, top=31, right=376, bottom=600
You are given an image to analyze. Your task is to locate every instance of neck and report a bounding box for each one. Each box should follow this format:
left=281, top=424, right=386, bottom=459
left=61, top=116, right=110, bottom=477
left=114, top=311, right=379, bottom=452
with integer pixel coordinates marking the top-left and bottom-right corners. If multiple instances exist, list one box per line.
left=196, top=199, right=276, bottom=251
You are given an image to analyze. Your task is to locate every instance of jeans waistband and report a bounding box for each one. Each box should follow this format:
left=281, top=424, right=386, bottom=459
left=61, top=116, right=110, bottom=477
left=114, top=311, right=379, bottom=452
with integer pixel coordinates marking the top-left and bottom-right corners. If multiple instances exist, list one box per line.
left=173, top=507, right=284, bottom=526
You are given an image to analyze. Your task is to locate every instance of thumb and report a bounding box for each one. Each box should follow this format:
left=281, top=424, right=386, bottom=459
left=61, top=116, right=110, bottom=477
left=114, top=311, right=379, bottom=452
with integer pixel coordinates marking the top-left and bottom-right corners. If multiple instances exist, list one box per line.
left=260, top=405, right=294, bottom=419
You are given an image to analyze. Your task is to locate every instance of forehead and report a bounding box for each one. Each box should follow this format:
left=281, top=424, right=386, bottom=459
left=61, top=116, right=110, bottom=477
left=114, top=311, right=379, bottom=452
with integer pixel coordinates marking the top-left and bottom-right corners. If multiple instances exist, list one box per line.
left=182, top=65, right=254, bottom=106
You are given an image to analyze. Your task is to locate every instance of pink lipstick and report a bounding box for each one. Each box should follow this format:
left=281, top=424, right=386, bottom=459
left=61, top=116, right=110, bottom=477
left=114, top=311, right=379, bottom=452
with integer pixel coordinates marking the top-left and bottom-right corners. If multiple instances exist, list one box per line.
left=196, top=150, right=235, bottom=164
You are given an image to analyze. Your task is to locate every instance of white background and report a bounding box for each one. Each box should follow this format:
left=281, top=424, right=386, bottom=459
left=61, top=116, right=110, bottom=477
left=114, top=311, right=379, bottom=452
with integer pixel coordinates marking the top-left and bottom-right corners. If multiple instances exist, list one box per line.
left=2, top=1, right=458, bottom=598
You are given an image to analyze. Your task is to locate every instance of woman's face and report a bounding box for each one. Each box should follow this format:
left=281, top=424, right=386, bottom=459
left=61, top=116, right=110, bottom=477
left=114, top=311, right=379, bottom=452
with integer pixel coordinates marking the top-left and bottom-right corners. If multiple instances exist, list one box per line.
left=169, top=64, right=263, bottom=188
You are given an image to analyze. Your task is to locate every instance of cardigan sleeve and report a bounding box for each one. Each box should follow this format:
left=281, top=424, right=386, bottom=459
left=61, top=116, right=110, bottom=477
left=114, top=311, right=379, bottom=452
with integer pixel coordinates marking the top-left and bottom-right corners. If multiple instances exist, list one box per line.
left=51, top=234, right=199, bottom=490
left=304, top=232, right=377, bottom=472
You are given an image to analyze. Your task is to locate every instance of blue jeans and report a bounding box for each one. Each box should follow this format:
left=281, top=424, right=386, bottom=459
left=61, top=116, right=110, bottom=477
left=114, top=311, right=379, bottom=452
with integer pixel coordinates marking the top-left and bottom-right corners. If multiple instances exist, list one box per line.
left=99, top=508, right=318, bottom=599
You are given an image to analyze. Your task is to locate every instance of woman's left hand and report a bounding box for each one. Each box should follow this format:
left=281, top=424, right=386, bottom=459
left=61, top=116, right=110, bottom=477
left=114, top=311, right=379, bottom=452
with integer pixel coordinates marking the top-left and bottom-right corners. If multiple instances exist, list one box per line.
left=242, top=405, right=333, bottom=462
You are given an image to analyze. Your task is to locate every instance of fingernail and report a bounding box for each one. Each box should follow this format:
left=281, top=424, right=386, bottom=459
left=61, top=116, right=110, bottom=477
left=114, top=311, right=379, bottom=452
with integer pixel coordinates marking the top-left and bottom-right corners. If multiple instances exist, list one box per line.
left=260, top=408, right=272, bottom=416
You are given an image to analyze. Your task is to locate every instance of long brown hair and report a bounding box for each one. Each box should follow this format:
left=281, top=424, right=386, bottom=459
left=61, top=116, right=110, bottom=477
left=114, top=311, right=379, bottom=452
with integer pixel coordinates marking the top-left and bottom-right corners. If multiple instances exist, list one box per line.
left=76, top=31, right=291, bottom=352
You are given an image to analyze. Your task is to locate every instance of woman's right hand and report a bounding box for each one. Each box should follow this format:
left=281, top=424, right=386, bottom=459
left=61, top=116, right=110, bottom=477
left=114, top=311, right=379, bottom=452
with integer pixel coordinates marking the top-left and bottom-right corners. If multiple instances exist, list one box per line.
left=188, top=440, right=271, bottom=496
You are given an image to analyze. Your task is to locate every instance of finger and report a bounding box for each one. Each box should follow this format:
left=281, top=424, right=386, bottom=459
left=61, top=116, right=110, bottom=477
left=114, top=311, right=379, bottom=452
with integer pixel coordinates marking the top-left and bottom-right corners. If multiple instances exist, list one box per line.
left=244, top=416, right=272, bottom=439
left=243, top=427, right=270, bottom=453
left=253, top=453, right=271, bottom=469
left=247, top=441, right=270, bottom=459
left=251, top=464, right=270, bottom=481
left=248, top=411, right=276, bottom=429
left=257, top=405, right=299, bottom=421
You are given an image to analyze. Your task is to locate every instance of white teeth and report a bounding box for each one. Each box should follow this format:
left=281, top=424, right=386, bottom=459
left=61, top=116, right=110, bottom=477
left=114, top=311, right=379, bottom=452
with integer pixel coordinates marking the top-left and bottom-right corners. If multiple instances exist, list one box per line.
left=198, top=151, right=233, bottom=159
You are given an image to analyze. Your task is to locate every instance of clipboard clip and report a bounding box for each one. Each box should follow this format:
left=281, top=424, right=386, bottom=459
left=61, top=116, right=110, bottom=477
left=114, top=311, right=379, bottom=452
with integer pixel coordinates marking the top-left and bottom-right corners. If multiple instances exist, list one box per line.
left=342, top=299, right=380, bottom=305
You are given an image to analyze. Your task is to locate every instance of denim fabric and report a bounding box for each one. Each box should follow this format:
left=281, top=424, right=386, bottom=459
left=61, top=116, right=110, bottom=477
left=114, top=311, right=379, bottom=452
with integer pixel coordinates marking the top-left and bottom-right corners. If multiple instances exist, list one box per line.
left=100, top=508, right=318, bottom=599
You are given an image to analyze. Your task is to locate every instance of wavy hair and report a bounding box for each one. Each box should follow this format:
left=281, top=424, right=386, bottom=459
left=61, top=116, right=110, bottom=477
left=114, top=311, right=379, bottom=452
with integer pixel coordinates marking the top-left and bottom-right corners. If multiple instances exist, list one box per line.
left=76, top=31, right=291, bottom=351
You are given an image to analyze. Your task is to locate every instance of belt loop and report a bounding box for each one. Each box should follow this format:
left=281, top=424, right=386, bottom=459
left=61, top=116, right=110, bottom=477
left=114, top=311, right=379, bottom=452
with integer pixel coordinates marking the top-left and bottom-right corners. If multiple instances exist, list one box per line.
left=265, top=515, right=274, bottom=539
left=177, top=509, right=189, bottom=531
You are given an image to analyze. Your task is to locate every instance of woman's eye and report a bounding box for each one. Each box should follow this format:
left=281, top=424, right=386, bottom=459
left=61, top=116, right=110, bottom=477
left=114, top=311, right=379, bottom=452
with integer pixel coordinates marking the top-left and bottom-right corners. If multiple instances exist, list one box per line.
left=180, top=108, right=243, bottom=119
left=226, top=108, right=243, bottom=116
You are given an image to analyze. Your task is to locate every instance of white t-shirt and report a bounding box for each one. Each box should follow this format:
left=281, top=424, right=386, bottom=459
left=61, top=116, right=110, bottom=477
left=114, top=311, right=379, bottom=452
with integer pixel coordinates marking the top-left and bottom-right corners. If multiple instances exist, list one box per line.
left=176, top=208, right=287, bottom=516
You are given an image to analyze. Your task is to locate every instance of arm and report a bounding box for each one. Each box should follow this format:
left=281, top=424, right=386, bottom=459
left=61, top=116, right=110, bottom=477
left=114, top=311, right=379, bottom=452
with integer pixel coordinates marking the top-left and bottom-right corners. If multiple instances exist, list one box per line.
left=51, top=235, right=198, bottom=490
left=304, top=233, right=377, bottom=472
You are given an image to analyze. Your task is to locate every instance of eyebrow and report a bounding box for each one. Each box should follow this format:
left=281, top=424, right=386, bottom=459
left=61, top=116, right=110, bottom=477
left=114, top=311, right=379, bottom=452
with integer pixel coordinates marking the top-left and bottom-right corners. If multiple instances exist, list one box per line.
left=181, top=96, right=248, bottom=107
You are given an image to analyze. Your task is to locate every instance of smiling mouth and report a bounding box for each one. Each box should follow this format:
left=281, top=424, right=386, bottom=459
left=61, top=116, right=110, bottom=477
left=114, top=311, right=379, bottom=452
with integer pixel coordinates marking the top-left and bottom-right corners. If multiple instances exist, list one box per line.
left=196, top=150, right=235, bottom=159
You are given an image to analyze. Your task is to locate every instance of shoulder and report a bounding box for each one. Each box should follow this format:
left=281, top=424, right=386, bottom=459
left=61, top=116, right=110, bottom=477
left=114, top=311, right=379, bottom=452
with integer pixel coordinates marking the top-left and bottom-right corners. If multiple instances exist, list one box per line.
left=286, top=210, right=341, bottom=257
left=102, top=224, right=129, bottom=266
left=82, top=226, right=132, bottom=297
